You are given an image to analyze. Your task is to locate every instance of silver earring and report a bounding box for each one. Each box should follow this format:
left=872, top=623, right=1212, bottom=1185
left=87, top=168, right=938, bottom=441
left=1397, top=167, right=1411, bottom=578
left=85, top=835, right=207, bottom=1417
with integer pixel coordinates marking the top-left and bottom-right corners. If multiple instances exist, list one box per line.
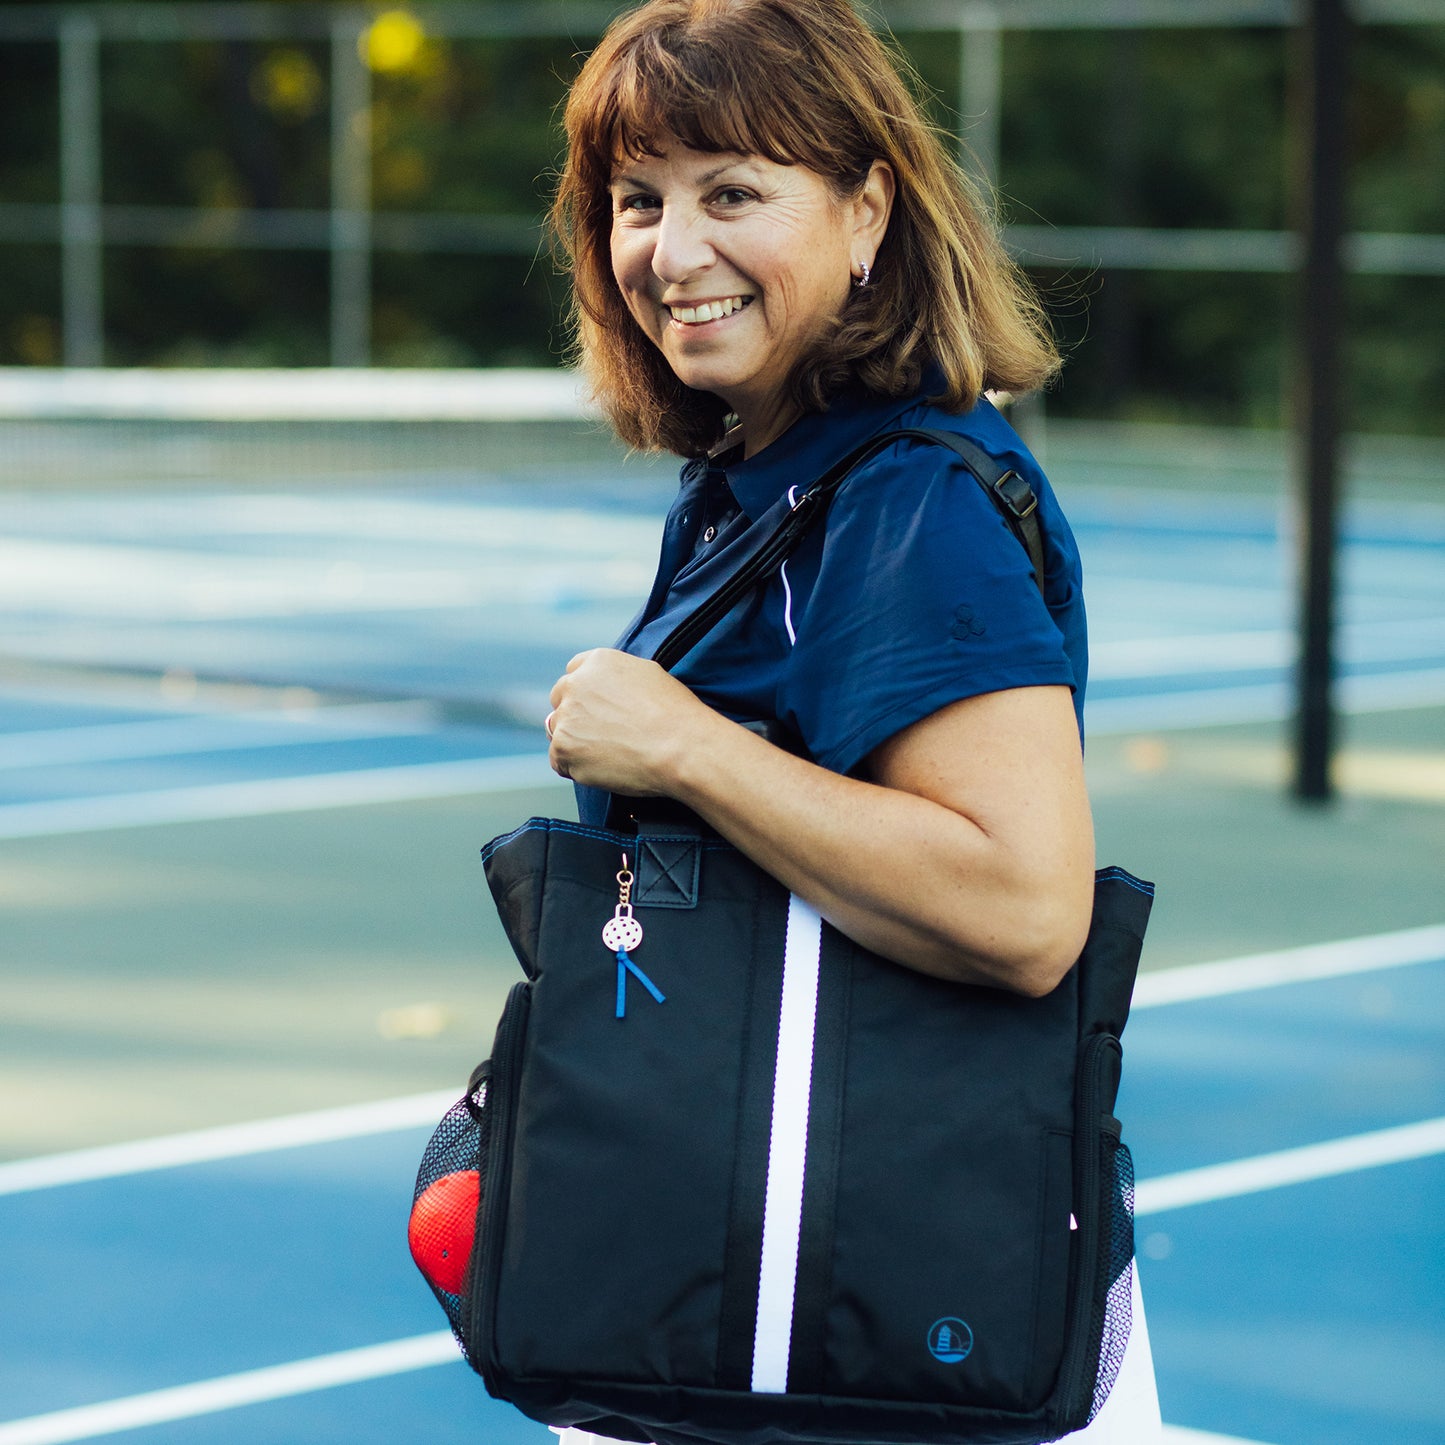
left=853, top=260, right=871, bottom=289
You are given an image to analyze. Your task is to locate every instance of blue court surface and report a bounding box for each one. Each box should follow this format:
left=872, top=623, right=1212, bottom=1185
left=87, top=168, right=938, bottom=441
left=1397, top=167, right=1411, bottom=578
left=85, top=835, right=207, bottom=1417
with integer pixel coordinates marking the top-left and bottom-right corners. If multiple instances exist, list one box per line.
left=1, top=472, right=1443, bottom=1443
left=0, top=933, right=1441, bottom=1445
left=1, top=481, right=1443, bottom=720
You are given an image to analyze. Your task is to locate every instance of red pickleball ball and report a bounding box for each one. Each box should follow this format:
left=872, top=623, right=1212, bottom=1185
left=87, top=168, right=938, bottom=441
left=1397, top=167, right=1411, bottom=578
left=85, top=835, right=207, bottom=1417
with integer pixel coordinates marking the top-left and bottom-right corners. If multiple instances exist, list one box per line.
left=408, top=1169, right=481, bottom=1294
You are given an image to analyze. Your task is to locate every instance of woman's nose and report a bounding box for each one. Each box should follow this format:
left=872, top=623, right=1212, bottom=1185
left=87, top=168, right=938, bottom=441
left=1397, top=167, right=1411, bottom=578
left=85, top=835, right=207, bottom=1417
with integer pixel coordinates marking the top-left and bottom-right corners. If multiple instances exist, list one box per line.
left=650, top=208, right=715, bottom=283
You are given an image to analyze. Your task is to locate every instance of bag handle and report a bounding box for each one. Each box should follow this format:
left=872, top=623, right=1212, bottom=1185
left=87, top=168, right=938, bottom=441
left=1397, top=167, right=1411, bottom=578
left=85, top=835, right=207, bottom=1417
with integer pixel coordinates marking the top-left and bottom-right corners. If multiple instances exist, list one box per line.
left=650, top=425, right=1045, bottom=672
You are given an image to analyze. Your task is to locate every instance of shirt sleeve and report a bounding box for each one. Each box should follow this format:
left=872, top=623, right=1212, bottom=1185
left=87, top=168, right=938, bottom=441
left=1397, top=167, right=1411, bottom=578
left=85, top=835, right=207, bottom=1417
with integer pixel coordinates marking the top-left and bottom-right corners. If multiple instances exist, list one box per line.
left=777, top=437, right=1079, bottom=777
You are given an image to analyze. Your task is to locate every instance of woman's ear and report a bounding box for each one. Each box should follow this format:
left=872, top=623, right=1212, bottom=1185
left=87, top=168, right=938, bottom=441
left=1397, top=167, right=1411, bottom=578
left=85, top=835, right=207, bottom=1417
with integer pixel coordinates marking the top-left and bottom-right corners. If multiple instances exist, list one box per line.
left=852, top=160, right=895, bottom=256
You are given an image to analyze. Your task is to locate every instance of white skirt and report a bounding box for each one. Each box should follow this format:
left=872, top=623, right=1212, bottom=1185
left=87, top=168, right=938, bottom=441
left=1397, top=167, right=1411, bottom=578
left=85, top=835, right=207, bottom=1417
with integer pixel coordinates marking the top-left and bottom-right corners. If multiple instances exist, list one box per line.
left=550, top=1270, right=1161, bottom=1445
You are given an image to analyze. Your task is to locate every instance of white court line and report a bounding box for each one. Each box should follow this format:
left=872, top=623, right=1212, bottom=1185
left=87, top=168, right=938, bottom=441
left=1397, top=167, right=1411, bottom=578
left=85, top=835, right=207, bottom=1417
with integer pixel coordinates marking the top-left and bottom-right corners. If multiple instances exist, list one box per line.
left=1132, top=921, right=1445, bottom=1008
left=0, top=366, right=593, bottom=421
left=1087, top=665, right=1445, bottom=734
left=0, top=1338, right=1278, bottom=1445
left=0, top=1090, right=457, bottom=1196
left=3, top=922, right=1441, bottom=1198
left=1, top=666, right=1439, bottom=841
left=2, top=942, right=1436, bottom=1441
left=0, top=923, right=1429, bottom=1445
left=0, top=752, right=564, bottom=840
left=1091, top=615, right=1445, bottom=681
left=1136, top=1116, right=1445, bottom=1216
left=0, top=1333, right=459, bottom=1445
left=1160, top=1429, right=1274, bottom=1445
left=0, top=703, right=437, bottom=771
left=9, top=1090, right=1436, bottom=1220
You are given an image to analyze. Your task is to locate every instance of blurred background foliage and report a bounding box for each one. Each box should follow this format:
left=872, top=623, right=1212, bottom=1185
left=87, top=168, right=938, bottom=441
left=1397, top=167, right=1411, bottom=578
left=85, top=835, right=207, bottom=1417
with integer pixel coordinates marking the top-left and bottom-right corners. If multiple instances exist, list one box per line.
left=0, top=5, right=1442, bottom=433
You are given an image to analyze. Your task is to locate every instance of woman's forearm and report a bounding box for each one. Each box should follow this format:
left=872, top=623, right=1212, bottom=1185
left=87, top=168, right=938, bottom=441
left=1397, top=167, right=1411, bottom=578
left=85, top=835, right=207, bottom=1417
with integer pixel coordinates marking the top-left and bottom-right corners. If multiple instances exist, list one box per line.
left=547, top=651, right=1094, bottom=995
left=655, top=703, right=1093, bottom=996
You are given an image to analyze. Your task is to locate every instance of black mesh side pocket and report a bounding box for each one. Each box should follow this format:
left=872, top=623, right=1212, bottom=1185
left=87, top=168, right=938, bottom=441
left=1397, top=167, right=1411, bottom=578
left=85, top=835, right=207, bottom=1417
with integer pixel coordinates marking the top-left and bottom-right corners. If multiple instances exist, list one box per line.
left=1087, top=1132, right=1135, bottom=1421
left=409, top=1063, right=491, bottom=1360
left=1045, top=1033, right=1139, bottom=1440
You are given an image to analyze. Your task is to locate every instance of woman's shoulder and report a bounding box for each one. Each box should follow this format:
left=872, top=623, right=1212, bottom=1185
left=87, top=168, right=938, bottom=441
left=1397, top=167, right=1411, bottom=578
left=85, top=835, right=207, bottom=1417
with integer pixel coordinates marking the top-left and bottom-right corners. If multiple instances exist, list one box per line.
left=864, top=392, right=1044, bottom=482
left=821, top=392, right=1083, bottom=620
left=829, top=393, right=1058, bottom=529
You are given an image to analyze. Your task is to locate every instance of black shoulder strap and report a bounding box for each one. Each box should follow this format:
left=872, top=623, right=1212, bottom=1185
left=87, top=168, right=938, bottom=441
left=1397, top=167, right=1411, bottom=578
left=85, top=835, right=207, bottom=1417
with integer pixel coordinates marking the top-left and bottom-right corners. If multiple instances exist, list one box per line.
left=907, top=427, right=1047, bottom=598
left=651, top=425, right=1045, bottom=672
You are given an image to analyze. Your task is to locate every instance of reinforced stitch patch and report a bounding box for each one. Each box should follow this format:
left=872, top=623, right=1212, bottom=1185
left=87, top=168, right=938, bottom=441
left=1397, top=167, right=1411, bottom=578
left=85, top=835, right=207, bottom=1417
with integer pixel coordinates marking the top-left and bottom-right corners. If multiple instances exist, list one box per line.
left=636, top=834, right=701, bottom=908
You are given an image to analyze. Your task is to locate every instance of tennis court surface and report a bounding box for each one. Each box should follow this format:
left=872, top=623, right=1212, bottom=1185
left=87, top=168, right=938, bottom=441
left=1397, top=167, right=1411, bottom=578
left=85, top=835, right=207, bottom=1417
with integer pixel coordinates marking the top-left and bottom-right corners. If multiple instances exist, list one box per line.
left=2, top=401, right=1442, bottom=1443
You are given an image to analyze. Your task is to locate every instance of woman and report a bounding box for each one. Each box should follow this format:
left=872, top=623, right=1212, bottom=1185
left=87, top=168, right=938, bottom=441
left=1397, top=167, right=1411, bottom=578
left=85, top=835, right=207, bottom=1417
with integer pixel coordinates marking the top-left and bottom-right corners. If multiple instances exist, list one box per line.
left=542, top=0, right=1162, bottom=1439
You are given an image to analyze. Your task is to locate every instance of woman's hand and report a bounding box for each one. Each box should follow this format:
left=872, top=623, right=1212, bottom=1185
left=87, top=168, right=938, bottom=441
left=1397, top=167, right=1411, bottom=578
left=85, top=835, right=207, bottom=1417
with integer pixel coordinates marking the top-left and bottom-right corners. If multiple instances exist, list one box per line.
left=546, top=648, right=714, bottom=794
left=548, top=654, right=1092, bottom=997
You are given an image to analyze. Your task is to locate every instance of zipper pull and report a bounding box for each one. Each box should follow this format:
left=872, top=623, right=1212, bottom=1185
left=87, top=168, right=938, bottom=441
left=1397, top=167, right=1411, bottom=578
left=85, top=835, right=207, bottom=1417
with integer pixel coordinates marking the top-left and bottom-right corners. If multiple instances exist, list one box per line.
left=602, top=852, right=665, bottom=1019
left=465, top=1059, right=492, bottom=1121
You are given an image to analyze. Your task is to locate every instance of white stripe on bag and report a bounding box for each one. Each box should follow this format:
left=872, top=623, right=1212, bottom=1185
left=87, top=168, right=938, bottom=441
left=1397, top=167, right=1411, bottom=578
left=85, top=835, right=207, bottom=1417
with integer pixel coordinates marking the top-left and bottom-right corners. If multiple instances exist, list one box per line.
left=750, top=894, right=824, bottom=1393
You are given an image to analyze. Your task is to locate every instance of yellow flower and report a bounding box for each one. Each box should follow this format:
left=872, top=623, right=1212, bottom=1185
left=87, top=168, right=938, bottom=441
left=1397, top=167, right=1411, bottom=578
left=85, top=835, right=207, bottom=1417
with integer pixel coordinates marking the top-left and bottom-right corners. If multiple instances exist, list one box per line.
left=361, top=10, right=426, bottom=74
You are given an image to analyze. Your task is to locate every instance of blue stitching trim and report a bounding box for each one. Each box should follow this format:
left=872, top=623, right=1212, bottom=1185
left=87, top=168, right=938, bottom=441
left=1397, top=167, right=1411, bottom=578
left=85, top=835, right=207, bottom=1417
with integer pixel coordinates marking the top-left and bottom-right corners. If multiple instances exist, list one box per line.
left=480, top=816, right=734, bottom=862
left=479, top=816, right=623, bottom=862
left=1096, top=865, right=1155, bottom=897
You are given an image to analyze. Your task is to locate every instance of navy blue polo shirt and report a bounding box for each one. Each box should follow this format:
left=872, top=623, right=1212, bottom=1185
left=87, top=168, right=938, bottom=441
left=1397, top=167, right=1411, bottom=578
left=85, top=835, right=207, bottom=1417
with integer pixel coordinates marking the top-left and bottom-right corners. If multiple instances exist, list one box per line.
left=576, top=372, right=1087, bottom=827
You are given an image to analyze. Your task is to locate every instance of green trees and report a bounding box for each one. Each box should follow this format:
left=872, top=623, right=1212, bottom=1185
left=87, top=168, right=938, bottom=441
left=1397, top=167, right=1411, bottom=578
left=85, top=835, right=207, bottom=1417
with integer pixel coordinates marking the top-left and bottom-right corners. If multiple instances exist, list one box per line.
left=993, top=23, right=1445, bottom=433
left=0, top=8, right=1439, bottom=434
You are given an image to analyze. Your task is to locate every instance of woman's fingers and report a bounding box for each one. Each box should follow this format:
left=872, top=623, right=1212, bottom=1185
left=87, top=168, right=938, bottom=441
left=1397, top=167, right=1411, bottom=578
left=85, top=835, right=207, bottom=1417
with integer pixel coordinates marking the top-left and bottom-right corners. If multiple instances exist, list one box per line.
left=542, top=648, right=702, bottom=794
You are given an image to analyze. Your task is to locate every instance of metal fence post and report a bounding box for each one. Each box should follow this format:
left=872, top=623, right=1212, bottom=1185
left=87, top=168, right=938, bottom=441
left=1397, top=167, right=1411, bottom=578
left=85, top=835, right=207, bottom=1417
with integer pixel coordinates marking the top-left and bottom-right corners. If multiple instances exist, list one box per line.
left=330, top=12, right=371, bottom=367
left=957, top=4, right=1002, bottom=190
left=958, top=8, right=1047, bottom=454
left=1292, top=0, right=1349, bottom=803
left=59, top=13, right=103, bottom=367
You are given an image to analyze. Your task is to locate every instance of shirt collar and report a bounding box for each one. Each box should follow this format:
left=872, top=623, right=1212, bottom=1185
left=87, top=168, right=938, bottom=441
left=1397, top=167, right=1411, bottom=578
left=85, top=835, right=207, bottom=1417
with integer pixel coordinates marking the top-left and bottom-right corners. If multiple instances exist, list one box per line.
left=719, top=363, right=948, bottom=520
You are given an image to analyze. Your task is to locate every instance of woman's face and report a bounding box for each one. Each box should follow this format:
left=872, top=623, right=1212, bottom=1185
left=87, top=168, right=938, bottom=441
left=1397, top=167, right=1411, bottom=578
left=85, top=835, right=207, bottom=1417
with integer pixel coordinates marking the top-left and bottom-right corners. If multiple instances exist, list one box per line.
left=609, top=144, right=870, bottom=448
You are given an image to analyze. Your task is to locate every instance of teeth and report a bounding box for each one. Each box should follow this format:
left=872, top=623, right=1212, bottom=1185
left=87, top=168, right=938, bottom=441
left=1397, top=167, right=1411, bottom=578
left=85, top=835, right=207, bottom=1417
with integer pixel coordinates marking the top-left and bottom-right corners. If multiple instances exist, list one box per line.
left=670, top=296, right=747, bottom=323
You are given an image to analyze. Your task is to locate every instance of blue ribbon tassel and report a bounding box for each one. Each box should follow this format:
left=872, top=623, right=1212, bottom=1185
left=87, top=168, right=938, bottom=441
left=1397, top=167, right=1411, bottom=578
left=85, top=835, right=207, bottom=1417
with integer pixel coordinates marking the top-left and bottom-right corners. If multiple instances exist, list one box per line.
left=615, top=948, right=665, bottom=1019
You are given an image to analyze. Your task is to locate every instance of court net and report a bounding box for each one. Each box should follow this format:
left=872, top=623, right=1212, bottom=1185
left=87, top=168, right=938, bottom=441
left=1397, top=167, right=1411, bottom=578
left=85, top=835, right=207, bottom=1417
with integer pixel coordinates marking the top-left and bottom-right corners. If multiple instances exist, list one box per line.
left=0, top=367, right=611, bottom=488
left=5, top=366, right=1442, bottom=503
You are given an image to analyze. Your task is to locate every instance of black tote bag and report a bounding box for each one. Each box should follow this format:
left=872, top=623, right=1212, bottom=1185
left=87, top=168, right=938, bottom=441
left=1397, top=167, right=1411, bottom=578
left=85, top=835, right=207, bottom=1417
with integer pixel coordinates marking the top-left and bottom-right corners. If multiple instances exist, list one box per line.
left=409, top=428, right=1154, bottom=1444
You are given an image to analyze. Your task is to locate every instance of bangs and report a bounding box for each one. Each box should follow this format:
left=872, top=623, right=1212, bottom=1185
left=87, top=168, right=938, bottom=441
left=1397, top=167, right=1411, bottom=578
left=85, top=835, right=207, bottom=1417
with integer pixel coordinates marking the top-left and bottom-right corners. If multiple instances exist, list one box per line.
left=582, top=23, right=849, bottom=182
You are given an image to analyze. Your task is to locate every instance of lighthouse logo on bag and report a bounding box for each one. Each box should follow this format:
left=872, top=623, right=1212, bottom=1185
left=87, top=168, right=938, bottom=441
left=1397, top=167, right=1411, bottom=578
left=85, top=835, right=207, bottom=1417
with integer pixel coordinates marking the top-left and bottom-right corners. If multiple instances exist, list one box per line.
left=927, top=1317, right=974, bottom=1364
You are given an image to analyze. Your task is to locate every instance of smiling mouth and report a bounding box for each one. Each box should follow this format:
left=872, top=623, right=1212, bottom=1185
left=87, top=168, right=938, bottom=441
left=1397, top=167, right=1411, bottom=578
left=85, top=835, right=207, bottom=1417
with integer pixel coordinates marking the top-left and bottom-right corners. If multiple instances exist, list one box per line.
left=666, top=295, right=753, bottom=325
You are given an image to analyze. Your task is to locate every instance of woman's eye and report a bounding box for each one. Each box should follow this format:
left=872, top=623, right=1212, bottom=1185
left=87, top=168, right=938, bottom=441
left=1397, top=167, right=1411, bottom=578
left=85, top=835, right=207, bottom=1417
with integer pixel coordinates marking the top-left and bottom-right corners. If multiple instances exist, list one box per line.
left=616, top=193, right=659, bottom=214
left=713, top=187, right=754, bottom=206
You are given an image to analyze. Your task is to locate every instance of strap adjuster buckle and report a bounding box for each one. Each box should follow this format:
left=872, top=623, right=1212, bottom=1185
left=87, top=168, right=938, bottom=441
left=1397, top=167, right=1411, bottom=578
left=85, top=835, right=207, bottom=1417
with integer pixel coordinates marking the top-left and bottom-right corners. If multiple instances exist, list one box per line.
left=992, top=470, right=1038, bottom=522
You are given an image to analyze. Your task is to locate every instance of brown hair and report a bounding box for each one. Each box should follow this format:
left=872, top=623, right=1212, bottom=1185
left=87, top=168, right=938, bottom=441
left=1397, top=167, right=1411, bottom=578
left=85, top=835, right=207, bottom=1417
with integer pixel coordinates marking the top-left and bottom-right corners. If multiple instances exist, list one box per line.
left=551, top=0, right=1059, bottom=456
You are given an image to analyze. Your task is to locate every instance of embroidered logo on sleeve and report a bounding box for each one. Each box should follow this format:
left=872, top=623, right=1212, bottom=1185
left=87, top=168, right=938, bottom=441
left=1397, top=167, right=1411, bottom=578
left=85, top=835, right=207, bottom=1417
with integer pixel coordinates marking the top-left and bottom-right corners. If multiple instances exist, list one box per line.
left=951, top=604, right=986, bottom=641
